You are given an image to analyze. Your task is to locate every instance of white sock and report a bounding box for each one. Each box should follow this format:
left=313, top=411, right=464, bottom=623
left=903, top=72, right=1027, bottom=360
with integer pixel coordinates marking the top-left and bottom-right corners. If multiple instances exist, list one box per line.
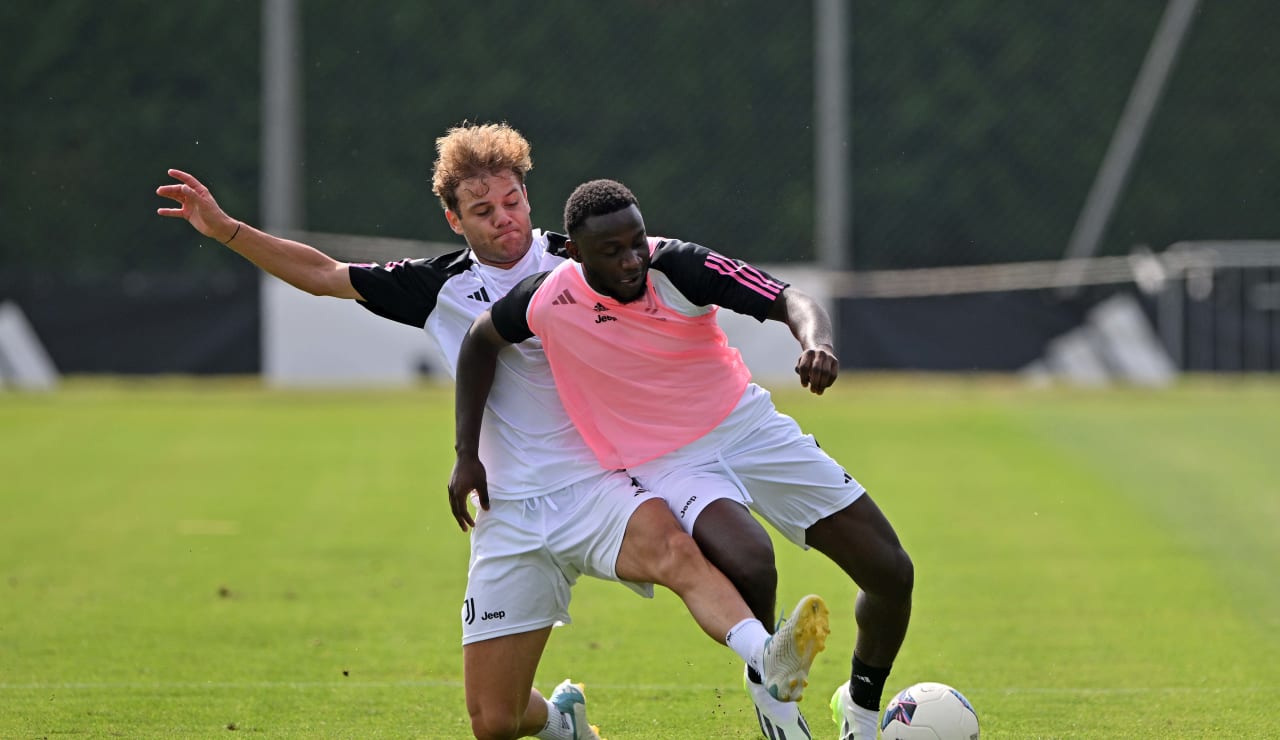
left=535, top=698, right=574, bottom=740
left=851, top=701, right=879, bottom=738
left=725, top=617, right=770, bottom=677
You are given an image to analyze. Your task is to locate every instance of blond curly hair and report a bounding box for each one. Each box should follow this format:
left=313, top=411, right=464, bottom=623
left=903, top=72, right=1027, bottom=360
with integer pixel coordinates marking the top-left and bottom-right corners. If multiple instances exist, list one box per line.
left=431, top=122, right=534, bottom=213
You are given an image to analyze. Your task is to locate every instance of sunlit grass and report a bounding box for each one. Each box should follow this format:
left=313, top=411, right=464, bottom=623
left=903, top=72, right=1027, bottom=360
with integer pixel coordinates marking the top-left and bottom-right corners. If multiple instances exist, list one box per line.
left=1, top=377, right=1277, bottom=737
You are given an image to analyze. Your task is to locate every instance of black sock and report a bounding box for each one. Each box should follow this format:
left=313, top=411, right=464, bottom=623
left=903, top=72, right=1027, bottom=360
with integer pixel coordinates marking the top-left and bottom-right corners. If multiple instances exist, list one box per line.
left=746, top=665, right=763, bottom=684
left=850, top=655, right=891, bottom=711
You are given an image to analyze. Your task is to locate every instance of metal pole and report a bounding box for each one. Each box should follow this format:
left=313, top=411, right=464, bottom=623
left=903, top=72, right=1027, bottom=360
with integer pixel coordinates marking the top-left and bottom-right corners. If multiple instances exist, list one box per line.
left=1157, top=271, right=1184, bottom=370
left=261, top=0, right=303, bottom=384
left=1056, top=0, right=1198, bottom=293
left=262, top=0, right=304, bottom=232
left=815, top=0, right=850, bottom=271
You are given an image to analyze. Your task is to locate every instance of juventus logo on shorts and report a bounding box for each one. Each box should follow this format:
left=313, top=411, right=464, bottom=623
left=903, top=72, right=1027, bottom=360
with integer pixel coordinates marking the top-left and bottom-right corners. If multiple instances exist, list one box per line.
left=462, top=597, right=476, bottom=625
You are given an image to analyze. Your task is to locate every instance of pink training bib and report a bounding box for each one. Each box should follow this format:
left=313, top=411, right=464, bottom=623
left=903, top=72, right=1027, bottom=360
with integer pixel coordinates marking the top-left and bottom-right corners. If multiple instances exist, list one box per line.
left=527, top=240, right=751, bottom=468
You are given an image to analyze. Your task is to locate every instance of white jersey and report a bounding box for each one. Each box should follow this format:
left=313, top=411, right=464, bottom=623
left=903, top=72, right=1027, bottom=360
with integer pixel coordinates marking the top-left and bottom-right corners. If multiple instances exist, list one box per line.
left=349, top=230, right=602, bottom=500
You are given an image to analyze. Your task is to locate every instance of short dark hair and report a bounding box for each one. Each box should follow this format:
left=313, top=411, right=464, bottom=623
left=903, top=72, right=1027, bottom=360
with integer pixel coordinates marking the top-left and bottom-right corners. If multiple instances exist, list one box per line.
left=563, top=179, right=639, bottom=236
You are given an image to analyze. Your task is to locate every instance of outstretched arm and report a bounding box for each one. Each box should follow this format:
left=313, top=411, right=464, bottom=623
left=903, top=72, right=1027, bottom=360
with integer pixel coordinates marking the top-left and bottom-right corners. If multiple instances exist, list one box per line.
left=767, top=286, right=839, bottom=395
left=156, top=169, right=359, bottom=299
left=448, top=310, right=514, bottom=531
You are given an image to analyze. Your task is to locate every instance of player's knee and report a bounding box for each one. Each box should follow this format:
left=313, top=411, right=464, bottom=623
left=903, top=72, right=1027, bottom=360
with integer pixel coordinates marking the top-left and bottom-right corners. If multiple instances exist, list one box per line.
left=468, top=704, right=521, bottom=740
left=885, top=546, right=914, bottom=603
left=720, top=537, right=777, bottom=591
left=652, top=528, right=705, bottom=584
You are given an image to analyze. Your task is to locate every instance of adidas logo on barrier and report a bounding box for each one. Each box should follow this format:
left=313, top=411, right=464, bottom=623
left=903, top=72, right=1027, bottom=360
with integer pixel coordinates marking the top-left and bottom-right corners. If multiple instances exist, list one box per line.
left=551, top=289, right=576, bottom=306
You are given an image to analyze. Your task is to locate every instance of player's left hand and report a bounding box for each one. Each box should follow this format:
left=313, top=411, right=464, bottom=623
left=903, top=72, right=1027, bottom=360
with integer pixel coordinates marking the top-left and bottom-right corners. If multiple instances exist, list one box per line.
left=796, top=344, right=839, bottom=395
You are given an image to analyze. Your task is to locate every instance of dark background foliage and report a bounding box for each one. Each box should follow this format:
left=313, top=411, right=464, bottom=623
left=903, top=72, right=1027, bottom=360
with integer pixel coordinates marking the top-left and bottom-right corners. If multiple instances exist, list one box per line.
left=4, top=1, right=1278, bottom=276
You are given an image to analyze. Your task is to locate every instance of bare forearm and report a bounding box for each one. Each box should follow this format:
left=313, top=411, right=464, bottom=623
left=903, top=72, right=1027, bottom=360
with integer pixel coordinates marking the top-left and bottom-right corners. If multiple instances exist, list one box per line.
left=791, top=305, right=833, bottom=350
left=222, top=223, right=358, bottom=299
left=769, top=287, right=839, bottom=393
left=448, top=315, right=509, bottom=528
left=157, top=170, right=357, bottom=299
left=454, top=323, right=503, bottom=458
left=772, top=288, right=834, bottom=350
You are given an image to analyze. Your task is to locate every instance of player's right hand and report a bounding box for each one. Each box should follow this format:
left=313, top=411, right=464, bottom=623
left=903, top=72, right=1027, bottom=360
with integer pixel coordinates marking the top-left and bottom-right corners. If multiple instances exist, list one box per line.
left=155, top=168, right=239, bottom=243
left=448, top=454, right=490, bottom=532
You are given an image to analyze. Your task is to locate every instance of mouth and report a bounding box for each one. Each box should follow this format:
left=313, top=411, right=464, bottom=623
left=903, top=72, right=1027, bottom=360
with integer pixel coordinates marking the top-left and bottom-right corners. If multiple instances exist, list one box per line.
left=495, top=228, right=523, bottom=243
left=613, top=275, right=646, bottom=302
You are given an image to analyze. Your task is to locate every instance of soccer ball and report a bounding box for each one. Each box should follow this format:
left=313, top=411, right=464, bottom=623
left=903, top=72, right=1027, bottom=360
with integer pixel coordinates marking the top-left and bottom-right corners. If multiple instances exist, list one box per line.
left=880, top=681, right=980, bottom=739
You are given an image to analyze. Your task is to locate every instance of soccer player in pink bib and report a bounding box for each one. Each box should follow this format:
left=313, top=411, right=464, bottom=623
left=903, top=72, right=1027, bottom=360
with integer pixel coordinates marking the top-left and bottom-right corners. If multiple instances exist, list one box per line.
left=453, top=179, right=915, bottom=740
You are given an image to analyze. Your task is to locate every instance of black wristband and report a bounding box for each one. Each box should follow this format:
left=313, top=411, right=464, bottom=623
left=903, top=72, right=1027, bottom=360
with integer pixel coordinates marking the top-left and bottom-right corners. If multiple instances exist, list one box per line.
left=223, top=222, right=241, bottom=245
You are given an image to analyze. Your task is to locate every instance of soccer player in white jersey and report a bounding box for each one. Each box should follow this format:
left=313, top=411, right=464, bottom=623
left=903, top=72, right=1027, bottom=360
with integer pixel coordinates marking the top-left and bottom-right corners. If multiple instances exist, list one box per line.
left=156, top=124, right=829, bottom=740
left=452, top=179, right=916, bottom=740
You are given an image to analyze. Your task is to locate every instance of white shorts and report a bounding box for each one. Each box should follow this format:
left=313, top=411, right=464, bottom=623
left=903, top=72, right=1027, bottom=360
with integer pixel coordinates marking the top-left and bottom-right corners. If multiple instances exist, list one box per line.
left=630, top=384, right=865, bottom=548
left=460, top=470, right=660, bottom=645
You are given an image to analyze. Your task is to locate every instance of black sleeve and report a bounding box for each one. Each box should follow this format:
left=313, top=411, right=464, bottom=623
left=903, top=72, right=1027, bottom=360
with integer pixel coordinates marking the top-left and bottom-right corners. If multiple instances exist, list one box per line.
left=347, top=248, right=471, bottom=327
left=489, top=271, right=551, bottom=343
left=649, top=240, right=790, bottom=321
left=544, top=231, right=570, bottom=258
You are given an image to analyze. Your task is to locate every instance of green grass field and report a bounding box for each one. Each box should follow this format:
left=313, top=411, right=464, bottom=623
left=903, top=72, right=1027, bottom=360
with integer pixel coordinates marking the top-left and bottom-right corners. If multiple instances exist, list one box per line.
left=2, top=377, right=1277, bottom=738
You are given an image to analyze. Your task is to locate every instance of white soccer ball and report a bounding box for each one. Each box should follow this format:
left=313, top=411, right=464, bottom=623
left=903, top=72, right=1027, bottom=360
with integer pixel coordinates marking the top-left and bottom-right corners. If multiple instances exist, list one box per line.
left=880, top=681, right=980, bottom=739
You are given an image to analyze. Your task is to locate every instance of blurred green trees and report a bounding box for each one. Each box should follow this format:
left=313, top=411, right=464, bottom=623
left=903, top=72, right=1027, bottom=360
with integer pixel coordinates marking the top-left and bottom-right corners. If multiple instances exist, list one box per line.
left=3, top=1, right=1277, bottom=274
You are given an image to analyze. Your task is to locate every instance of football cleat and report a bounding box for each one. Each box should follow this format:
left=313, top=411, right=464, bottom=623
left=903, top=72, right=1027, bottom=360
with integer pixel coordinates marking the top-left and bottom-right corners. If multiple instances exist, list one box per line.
left=761, top=594, right=830, bottom=702
left=549, top=679, right=604, bottom=740
left=746, top=666, right=814, bottom=739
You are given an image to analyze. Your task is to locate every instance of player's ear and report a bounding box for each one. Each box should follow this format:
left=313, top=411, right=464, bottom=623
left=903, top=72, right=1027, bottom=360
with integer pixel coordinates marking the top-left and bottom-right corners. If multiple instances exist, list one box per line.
left=444, top=208, right=464, bottom=235
left=565, top=239, right=583, bottom=263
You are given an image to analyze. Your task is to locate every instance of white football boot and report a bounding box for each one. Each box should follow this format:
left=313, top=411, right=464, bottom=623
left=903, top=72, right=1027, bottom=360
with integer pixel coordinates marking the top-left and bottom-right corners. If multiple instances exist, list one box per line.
left=760, top=594, right=830, bottom=702
left=746, top=666, right=815, bottom=739
left=548, top=679, right=604, bottom=740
